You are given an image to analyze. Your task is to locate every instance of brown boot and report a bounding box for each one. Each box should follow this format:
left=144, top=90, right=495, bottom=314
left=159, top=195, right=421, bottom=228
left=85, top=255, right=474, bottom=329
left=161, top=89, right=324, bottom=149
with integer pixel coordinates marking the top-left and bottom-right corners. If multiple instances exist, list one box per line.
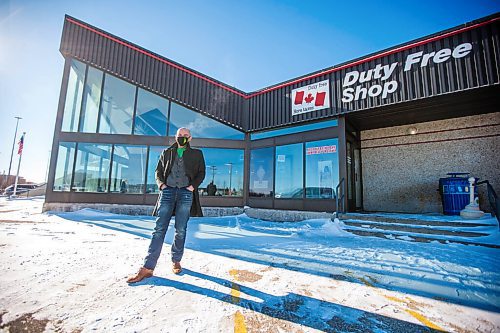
left=172, top=261, right=182, bottom=274
left=127, top=267, right=153, bottom=283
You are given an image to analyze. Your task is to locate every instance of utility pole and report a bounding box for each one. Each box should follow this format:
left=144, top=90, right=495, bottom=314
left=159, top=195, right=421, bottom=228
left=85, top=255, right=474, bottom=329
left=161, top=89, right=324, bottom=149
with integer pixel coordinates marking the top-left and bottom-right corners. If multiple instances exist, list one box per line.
left=7, top=116, right=22, bottom=183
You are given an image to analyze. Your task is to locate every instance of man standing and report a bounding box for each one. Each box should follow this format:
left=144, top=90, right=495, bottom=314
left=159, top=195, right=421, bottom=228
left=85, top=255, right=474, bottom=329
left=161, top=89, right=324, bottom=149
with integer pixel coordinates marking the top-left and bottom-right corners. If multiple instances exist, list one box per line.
left=127, top=127, right=205, bottom=283
left=207, top=181, right=217, bottom=196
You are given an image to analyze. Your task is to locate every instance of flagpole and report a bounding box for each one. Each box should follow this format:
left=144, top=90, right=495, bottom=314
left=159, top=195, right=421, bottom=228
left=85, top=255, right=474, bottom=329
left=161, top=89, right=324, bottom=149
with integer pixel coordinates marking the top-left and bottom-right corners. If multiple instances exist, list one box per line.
left=13, top=132, right=26, bottom=197
left=8, top=116, right=22, bottom=182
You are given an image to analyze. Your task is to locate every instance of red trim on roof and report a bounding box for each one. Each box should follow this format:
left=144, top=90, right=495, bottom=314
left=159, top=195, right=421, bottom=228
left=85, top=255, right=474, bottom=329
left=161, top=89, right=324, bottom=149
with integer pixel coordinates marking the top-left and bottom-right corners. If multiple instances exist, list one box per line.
left=248, top=17, right=500, bottom=98
left=66, top=16, right=499, bottom=100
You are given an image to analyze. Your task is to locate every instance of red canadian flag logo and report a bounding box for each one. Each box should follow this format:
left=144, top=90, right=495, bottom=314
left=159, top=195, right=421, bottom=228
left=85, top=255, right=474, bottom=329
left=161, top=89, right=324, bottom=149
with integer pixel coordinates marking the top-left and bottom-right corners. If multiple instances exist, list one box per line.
left=291, top=80, right=330, bottom=116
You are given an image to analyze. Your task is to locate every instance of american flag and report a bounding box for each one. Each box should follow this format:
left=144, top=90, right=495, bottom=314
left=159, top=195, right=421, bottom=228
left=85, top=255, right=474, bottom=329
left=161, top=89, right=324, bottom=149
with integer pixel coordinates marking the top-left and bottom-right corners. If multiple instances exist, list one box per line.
left=17, top=134, right=24, bottom=155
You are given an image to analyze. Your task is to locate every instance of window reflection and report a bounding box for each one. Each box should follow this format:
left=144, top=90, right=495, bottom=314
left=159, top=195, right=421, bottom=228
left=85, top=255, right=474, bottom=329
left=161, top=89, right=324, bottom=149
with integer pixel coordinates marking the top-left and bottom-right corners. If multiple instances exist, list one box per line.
left=250, top=147, right=274, bottom=197
left=62, top=60, right=86, bottom=132
left=53, top=142, right=75, bottom=192
left=110, top=145, right=147, bottom=194
left=199, top=148, right=244, bottom=197
left=169, top=102, right=244, bottom=139
left=80, top=67, right=103, bottom=133
left=72, top=143, right=112, bottom=192
left=275, top=143, right=303, bottom=198
left=99, top=74, right=136, bottom=134
left=251, top=119, right=338, bottom=140
left=305, top=139, right=339, bottom=199
left=135, top=89, right=168, bottom=136
left=146, top=146, right=164, bottom=194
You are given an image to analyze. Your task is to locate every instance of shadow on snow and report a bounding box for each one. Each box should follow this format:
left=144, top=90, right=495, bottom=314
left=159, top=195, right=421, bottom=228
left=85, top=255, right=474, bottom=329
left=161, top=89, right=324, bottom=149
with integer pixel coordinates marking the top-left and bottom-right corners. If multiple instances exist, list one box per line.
left=53, top=210, right=500, bottom=313
left=131, top=269, right=443, bottom=333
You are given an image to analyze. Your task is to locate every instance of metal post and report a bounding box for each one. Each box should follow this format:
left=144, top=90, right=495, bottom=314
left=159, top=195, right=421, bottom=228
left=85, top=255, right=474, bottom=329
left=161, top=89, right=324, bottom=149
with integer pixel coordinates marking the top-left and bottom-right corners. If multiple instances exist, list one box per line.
left=468, top=177, right=475, bottom=205
left=8, top=117, right=22, bottom=182
left=460, top=177, right=484, bottom=219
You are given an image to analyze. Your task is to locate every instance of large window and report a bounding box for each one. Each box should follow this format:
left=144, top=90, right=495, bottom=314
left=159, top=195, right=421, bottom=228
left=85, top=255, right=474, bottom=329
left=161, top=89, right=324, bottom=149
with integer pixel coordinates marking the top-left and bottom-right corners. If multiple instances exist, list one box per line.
left=98, top=74, right=136, bottom=134
left=72, top=143, right=112, bottom=192
left=305, top=139, right=339, bottom=199
left=80, top=67, right=103, bottom=133
left=169, top=102, right=244, bottom=139
left=134, top=88, right=168, bottom=136
left=275, top=143, right=303, bottom=198
left=61, top=60, right=86, bottom=132
left=53, top=142, right=76, bottom=192
left=249, top=147, right=274, bottom=197
left=146, top=146, right=164, bottom=194
left=61, top=62, right=247, bottom=140
left=199, top=148, right=244, bottom=197
left=110, top=145, right=147, bottom=194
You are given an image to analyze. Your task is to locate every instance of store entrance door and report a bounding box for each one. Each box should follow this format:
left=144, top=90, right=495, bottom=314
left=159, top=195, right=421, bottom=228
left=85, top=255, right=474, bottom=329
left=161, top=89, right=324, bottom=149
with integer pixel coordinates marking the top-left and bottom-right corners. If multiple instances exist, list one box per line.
left=347, top=141, right=363, bottom=211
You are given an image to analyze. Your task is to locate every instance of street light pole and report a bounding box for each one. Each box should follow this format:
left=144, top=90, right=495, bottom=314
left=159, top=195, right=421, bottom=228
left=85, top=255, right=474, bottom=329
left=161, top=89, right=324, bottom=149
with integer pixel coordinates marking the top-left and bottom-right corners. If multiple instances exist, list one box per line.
left=208, top=165, right=217, bottom=183
left=225, top=163, right=233, bottom=196
left=7, top=116, right=22, bottom=183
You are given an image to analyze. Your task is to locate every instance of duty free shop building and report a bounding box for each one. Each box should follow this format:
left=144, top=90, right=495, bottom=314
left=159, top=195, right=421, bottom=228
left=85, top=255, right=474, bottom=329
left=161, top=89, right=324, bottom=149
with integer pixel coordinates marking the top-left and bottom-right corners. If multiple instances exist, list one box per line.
left=45, top=14, right=500, bottom=214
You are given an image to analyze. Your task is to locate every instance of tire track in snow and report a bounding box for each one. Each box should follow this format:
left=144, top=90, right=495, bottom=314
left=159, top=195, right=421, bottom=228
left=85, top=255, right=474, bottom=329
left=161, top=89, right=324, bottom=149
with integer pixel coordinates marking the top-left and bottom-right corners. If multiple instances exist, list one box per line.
left=357, top=274, right=446, bottom=331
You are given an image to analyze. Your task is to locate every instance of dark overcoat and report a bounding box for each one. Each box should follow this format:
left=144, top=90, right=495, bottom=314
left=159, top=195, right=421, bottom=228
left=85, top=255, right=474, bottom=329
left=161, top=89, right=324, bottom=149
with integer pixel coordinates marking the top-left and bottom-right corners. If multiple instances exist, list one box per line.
left=152, top=143, right=206, bottom=217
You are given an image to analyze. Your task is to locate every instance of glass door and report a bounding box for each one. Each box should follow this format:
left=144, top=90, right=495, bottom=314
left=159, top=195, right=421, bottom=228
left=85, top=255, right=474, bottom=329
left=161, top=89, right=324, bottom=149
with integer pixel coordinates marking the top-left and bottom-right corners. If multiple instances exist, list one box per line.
left=347, top=140, right=362, bottom=211
left=354, top=147, right=362, bottom=210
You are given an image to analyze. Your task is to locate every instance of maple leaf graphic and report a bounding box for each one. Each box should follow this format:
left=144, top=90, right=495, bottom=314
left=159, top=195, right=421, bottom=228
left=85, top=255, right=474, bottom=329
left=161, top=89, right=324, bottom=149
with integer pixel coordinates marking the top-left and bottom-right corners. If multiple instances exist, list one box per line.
left=304, top=93, right=314, bottom=103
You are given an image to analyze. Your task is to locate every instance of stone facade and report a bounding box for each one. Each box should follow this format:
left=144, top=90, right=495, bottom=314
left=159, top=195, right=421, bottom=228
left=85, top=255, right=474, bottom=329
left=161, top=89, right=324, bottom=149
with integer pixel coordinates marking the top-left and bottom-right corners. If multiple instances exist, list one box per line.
left=42, top=202, right=245, bottom=217
left=361, top=112, right=500, bottom=213
left=42, top=203, right=334, bottom=221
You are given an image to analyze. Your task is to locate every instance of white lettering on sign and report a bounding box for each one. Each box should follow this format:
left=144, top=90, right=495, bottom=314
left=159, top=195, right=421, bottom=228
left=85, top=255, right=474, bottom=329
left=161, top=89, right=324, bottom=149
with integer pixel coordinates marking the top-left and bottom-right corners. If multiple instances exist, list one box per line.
left=291, top=80, right=330, bottom=116
left=341, top=42, right=473, bottom=103
left=342, top=81, right=398, bottom=103
left=343, top=63, right=398, bottom=87
left=306, top=145, right=337, bottom=155
left=253, top=180, right=269, bottom=189
left=403, top=42, right=472, bottom=71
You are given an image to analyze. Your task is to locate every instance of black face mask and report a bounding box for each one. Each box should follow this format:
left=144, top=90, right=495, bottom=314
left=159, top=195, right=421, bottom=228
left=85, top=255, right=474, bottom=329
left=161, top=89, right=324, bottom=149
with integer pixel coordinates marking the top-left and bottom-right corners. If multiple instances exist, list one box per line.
left=177, top=137, right=189, bottom=146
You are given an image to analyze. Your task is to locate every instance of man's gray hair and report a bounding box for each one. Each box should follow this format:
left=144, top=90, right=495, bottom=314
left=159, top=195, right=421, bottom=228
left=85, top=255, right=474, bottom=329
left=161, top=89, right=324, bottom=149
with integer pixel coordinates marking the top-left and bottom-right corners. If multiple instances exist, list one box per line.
left=175, top=127, right=191, bottom=137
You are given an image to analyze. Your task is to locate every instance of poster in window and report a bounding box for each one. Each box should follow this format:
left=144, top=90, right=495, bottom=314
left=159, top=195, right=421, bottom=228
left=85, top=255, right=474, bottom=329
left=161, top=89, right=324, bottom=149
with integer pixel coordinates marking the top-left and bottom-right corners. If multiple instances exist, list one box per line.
left=318, top=160, right=333, bottom=198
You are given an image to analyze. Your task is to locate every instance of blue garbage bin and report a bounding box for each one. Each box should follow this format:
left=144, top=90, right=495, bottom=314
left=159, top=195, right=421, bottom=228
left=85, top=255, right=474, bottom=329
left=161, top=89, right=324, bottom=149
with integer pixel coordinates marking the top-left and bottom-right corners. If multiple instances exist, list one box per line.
left=439, top=173, right=478, bottom=215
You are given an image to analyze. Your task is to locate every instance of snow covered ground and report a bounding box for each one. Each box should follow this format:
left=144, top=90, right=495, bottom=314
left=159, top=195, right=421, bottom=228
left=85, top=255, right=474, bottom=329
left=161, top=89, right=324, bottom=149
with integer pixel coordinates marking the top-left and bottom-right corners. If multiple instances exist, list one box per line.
left=0, top=196, right=499, bottom=332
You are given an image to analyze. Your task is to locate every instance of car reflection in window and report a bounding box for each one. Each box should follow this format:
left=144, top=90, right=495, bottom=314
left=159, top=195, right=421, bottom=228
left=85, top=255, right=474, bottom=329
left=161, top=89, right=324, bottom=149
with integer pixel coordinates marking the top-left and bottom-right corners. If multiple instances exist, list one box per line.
left=275, top=187, right=335, bottom=199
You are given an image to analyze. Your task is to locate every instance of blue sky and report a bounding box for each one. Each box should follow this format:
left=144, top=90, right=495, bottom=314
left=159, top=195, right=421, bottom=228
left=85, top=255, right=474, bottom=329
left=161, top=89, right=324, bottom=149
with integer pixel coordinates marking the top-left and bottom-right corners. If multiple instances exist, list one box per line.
left=0, top=0, right=498, bottom=182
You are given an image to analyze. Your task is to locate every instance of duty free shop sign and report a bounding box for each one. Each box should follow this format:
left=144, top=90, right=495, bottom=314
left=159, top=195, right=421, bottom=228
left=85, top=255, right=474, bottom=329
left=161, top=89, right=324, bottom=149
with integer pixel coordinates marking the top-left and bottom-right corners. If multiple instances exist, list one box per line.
left=292, top=42, right=473, bottom=116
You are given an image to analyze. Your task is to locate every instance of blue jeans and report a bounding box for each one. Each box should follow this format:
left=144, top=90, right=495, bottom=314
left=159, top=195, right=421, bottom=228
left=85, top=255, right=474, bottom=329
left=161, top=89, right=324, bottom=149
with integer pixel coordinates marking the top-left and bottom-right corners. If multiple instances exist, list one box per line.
left=144, top=186, right=193, bottom=270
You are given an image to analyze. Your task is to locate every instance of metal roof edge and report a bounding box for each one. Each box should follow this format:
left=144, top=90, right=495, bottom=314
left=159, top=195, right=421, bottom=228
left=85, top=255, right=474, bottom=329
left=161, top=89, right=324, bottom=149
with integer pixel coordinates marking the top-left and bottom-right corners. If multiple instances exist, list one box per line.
left=61, top=13, right=500, bottom=100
